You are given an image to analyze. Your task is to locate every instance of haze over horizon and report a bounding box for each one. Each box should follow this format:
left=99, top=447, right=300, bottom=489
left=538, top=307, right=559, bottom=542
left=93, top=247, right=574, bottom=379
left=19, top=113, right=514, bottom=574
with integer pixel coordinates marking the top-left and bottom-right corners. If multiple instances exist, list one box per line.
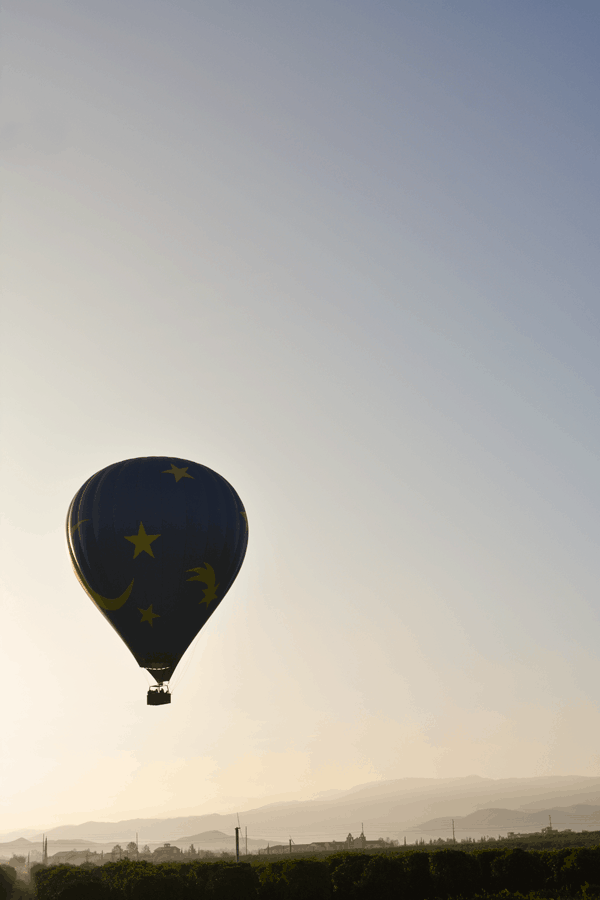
left=3, top=774, right=600, bottom=847
left=2, top=1, right=599, bottom=835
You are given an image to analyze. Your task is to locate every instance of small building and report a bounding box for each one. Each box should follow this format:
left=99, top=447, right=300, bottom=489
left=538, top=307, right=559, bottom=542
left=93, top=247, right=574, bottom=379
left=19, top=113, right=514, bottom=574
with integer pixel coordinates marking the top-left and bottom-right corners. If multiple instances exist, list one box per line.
left=258, top=830, right=387, bottom=855
left=152, top=843, right=183, bottom=861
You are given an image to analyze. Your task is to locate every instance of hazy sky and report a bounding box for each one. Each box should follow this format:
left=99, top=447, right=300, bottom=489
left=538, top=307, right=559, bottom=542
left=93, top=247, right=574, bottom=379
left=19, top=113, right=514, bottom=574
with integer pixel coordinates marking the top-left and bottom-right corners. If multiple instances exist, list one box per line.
left=1, top=0, right=600, bottom=835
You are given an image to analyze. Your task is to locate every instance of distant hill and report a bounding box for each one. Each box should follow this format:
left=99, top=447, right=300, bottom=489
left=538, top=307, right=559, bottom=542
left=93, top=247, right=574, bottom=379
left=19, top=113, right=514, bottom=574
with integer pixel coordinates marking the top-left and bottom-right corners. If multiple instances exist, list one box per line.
left=415, top=804, right=600, bottom=838
left=7, top=775, right=600, bottom=846
left=173, top=830, right=268, bottom=851
left=0, top=838, right=34, bottom=848
left=0, top=830, right=39, bottom=843
left=178, top=830, right=231, bottom=844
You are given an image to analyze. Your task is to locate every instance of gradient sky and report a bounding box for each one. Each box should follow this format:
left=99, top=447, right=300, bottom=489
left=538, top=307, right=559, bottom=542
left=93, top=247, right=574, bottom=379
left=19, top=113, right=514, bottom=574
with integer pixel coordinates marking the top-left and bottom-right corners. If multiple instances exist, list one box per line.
left=1, top=0, right=600, bottom=835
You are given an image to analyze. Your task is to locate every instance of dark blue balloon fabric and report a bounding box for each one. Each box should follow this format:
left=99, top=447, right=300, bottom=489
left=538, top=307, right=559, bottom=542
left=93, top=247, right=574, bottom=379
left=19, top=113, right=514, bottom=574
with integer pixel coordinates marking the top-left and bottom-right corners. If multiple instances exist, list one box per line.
left=67, top=457, right=248, bottom=683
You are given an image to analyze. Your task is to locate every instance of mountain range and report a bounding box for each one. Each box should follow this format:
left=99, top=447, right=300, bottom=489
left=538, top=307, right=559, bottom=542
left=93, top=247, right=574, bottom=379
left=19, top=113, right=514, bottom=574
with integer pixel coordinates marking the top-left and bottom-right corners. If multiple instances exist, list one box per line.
left=3, top=775, right=600, bottom=849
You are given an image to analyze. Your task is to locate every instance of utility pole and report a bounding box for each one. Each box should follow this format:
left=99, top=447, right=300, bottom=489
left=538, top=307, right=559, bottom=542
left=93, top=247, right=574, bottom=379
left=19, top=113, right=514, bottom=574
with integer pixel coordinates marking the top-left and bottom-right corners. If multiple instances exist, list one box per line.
left=235, top=813, right=242, bottom=862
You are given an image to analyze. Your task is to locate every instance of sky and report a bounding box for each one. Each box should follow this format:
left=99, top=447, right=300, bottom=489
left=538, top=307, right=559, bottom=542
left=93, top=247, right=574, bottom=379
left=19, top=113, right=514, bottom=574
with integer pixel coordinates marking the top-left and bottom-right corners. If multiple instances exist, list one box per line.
left=1, top=0, right=600, bottom=835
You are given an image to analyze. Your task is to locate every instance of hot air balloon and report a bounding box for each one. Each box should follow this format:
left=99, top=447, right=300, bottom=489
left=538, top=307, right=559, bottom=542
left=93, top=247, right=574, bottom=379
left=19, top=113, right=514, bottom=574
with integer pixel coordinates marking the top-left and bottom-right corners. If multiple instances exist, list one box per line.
left=66, top=457, right=248, bottom=705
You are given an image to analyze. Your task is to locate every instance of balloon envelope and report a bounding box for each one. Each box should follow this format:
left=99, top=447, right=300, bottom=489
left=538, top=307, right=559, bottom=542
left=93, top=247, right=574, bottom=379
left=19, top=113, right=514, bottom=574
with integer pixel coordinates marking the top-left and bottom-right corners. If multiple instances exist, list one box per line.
left=67, top=457, right=248, bottom=684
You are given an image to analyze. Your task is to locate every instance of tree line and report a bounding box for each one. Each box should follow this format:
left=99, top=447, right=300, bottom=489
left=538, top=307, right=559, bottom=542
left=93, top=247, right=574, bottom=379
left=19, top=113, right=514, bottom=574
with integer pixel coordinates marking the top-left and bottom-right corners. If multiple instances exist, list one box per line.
left=1, top=844, right=599, bottom=900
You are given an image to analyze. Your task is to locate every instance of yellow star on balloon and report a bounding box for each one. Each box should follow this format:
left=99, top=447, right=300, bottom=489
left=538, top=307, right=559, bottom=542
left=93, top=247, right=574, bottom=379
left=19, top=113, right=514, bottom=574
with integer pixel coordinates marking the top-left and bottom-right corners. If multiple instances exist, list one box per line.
left=162, top=463, right=194, bottom=483
left=138, top=604, right=160, bottom=626
left=125, top=522, right=161, bottom=558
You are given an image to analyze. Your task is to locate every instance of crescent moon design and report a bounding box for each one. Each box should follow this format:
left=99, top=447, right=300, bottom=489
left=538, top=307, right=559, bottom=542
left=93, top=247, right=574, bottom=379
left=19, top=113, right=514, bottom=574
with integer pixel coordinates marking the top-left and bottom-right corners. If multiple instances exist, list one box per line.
left=71, top=519, right=90, bottom=536
left=81, top=575, right=135, bottom=611
left=187, top=563, right=220, bottom=606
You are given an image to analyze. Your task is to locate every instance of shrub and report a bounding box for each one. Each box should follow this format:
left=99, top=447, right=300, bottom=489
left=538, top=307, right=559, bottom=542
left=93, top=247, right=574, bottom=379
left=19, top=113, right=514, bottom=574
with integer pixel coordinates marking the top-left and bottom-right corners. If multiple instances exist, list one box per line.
left=472, top=848, right=505, bottom=894
left=559, top=847, right=600, bottom=894
left=1, top=867, right=17, bottom=900
left=329, top=853, right=371, bottom=899
left=404, top=851, right=432, bottom=900
left=355, top=854, right=405, bottom=900
left=429, top=848, right=477, bottom=899
left=204, top=862, right=258, bottom=900
left=490, top=848, right=545, bottom=894
left=94, top=858, right=140, bottom=896
left=55, top=882, right=109, bottom=900
left=128, top=871, right=183, bottom=900
left=259, top=859, right=330, bottom=900
left=34, top=865, right=81, bottom=900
